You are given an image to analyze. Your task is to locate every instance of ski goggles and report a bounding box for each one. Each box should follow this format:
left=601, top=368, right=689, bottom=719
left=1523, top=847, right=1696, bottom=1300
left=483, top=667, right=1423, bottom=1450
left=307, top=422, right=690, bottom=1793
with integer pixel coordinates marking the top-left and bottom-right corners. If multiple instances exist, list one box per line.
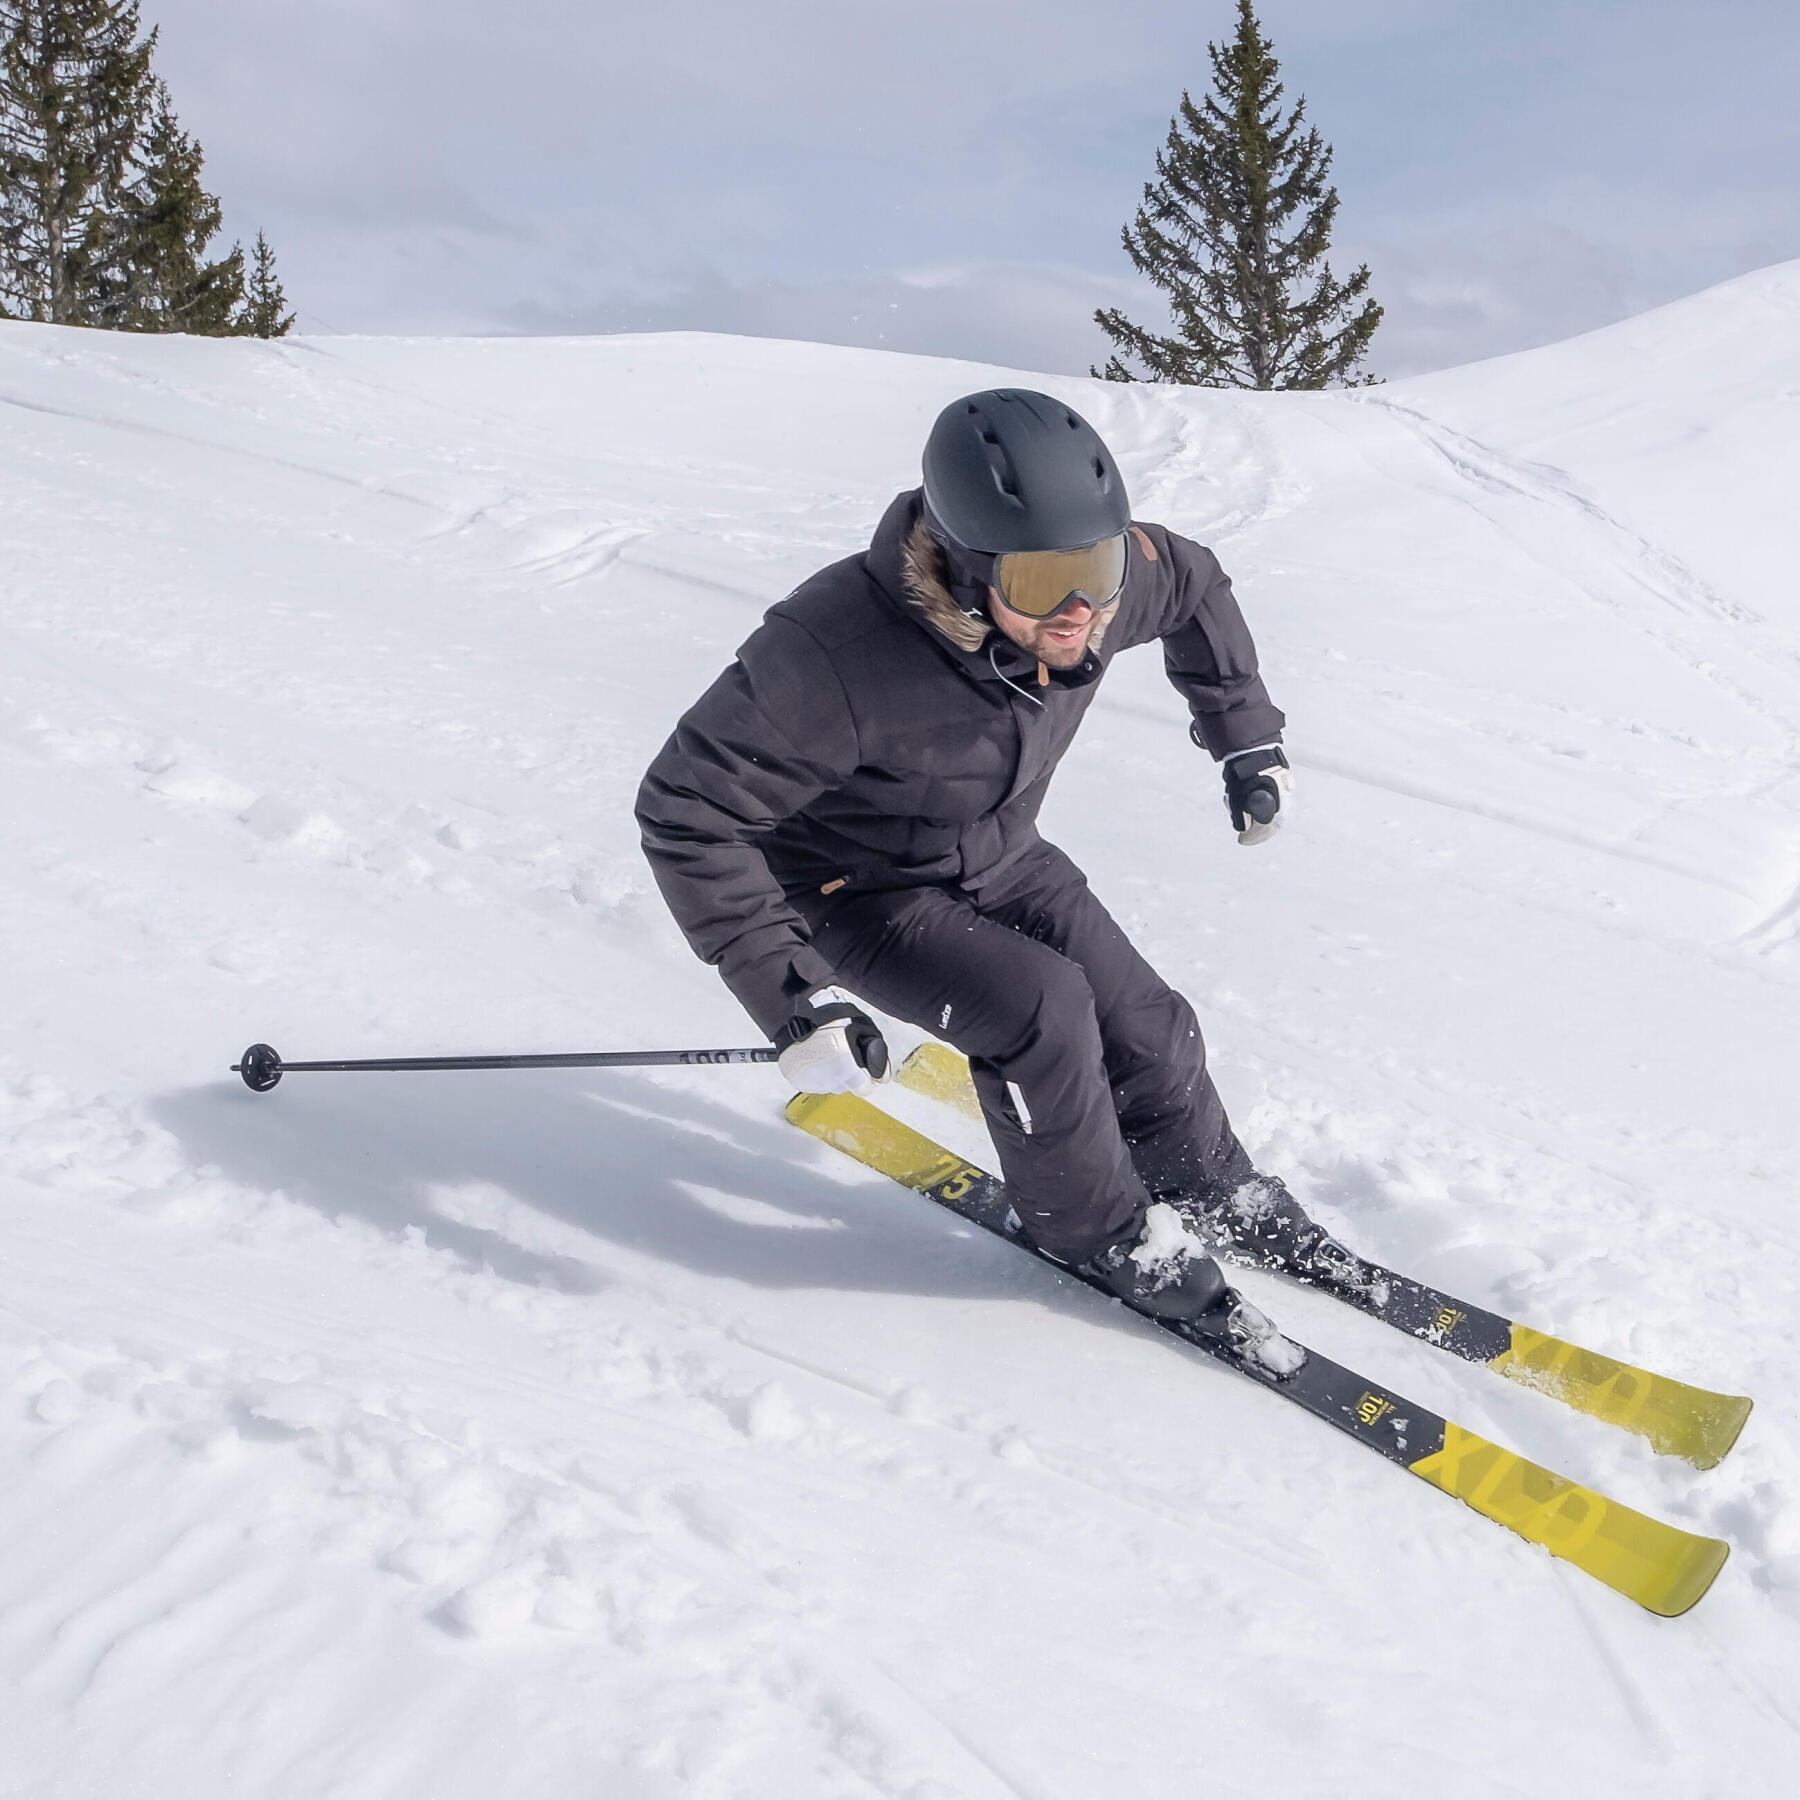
left=992, top=533, right=1128, bottom=619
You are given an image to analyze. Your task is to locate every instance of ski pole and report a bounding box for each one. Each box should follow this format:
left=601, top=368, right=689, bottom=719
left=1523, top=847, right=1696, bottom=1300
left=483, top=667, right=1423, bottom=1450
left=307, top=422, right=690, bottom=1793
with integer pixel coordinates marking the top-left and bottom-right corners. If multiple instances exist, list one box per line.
left=232, top=1040, right=777, bottom=1093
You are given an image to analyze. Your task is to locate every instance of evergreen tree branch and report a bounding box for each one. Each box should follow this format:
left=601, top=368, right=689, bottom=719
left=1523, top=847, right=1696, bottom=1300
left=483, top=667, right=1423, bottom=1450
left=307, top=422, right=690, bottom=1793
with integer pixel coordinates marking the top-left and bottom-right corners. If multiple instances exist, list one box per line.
left=1, top=4, right=282, bottom=335
left=1092, top=0, right=1380, bottom=390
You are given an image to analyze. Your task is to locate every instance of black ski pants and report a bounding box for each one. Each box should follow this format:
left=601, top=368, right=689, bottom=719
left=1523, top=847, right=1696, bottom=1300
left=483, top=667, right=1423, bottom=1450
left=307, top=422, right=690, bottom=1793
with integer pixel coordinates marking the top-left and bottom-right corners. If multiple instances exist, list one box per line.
left=804, top=840, right=1253, bottom=1261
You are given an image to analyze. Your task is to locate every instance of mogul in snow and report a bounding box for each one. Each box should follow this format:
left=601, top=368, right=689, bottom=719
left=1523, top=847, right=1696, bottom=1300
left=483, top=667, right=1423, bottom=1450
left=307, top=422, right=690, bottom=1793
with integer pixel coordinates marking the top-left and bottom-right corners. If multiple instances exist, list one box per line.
left=637, top=390, right=1331, bottom=1353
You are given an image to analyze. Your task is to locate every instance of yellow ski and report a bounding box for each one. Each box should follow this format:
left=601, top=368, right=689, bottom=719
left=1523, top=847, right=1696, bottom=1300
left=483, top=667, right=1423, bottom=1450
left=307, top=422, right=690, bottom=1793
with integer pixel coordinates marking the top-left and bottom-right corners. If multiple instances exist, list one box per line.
left=791, top=1089, right=1731, bottom=1616
left=892, top=1043, right=1752, bottom=1468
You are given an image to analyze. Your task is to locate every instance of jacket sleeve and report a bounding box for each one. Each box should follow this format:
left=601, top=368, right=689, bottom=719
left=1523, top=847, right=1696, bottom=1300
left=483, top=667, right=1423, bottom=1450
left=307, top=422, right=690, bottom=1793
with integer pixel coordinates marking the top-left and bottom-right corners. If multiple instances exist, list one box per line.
left=636, top=614, right=861, bottom=1037
left=1136, top=523, right=1286, bottom=759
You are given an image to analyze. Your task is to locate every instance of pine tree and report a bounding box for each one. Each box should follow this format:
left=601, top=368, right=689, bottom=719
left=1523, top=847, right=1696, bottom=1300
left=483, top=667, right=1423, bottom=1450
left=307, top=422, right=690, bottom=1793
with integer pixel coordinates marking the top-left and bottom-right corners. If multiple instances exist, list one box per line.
left=234, top=228, right=291, bottom=337
left=90, top=78, right=243, bottom=332
left=0, top=0, right=156, bottom=323
left=1, top=2, right=285, bottom=335
left=1093, top=0, right=1381, bottom=389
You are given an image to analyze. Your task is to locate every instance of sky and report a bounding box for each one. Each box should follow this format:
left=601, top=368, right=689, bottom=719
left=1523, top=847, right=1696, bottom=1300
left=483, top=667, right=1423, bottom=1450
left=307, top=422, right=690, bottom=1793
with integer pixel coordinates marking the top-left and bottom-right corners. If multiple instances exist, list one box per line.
left=138, top=0, right=1800, bottom=378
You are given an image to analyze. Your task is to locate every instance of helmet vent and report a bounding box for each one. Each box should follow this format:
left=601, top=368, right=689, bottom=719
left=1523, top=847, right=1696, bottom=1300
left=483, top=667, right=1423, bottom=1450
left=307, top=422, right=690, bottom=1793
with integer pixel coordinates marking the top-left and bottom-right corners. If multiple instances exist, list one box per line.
left=974, top=431, right=1018, bottom=500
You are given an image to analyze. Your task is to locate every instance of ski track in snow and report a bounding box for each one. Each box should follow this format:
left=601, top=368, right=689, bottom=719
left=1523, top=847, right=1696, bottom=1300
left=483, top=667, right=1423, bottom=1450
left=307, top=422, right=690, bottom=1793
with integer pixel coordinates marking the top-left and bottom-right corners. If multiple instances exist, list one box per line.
left=5, top=282, right=1800, bottom=1793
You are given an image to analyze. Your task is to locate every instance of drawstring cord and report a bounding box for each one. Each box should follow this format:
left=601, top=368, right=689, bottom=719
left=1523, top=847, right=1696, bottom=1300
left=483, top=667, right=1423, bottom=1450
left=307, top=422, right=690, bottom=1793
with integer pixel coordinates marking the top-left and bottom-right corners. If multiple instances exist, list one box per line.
left=989, top=640, right=1047, bottom=709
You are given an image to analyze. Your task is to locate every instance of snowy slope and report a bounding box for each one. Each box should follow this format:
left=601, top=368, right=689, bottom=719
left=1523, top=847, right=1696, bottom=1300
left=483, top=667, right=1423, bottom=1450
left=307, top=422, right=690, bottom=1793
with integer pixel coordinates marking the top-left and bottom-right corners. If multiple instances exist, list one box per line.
left=3, top=269, right=1799, bottom=1797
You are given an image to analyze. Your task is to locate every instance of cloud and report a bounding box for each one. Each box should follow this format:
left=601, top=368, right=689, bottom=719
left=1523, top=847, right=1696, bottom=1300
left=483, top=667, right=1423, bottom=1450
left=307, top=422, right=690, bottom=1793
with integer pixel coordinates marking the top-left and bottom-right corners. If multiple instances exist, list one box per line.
left=134, top=0, right=1800, bottom=374
left=1342, top=225, right=1642, bottom=377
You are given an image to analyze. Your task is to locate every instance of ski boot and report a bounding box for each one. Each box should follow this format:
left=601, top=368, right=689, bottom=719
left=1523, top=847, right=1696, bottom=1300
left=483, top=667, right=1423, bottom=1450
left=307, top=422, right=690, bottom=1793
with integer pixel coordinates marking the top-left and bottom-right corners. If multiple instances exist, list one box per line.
left=1083, top=1204, right=1306, bottom=1378
left=1178, top=1175, right=1377, bottom=1300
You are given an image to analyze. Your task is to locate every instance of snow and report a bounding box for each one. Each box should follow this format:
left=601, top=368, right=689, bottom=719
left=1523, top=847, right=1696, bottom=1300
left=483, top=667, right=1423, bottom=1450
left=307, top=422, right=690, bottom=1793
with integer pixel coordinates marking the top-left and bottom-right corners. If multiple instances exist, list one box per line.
left=4, top=264, right=1800, bottom=1794
left=1127, top=1200, right=1206, bottom=1272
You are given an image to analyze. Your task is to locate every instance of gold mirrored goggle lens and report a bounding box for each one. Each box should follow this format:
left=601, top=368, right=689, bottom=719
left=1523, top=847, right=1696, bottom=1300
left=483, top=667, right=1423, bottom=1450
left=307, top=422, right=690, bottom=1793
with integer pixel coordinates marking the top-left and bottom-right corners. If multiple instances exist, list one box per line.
left=994, top=535, right=1128, bottom=618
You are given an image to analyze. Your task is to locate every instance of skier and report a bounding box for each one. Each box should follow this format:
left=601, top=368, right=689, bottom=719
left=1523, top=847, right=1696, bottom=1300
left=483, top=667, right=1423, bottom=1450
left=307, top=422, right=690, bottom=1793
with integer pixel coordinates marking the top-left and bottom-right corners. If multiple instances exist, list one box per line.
left=637, top=389, right=1334, bottom=1346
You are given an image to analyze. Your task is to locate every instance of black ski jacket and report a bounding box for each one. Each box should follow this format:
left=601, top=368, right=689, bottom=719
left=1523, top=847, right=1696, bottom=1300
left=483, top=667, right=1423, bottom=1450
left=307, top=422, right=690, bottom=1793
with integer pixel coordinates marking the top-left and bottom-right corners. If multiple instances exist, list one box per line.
left=636, top=488, right=1284, bottom=1035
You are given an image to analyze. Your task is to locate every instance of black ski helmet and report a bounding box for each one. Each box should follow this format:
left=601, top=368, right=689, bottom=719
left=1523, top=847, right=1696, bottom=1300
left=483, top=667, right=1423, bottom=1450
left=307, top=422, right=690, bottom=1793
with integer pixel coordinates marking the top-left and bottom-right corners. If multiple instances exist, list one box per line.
left=922, top=389, right=1130, bottom=555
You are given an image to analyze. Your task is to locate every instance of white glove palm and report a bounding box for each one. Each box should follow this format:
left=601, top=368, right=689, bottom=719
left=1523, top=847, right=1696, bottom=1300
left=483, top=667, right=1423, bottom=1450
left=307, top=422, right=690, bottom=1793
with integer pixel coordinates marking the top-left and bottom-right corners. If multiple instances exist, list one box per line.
left=774, top=988, right=890, bottom=1095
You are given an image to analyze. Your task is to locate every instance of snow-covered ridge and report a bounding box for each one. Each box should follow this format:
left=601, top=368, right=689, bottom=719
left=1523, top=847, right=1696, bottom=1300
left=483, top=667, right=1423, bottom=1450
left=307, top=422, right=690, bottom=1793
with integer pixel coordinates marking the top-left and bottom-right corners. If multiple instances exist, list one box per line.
left=4, top=265, right=1799, bottom=1794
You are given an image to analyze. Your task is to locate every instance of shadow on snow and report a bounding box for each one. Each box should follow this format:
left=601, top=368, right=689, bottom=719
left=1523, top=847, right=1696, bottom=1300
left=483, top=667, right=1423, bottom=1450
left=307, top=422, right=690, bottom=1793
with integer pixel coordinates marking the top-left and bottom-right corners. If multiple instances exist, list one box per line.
left=152, top=1068, right=1039, bottom=1306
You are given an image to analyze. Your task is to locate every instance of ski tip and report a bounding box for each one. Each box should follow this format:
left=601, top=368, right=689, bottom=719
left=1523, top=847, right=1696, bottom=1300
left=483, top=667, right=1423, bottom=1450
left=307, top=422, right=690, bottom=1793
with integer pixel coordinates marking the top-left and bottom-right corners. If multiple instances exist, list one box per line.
left=1630, top=1532, right=1730, bottom=1618
left=1494, top=1327, right=1757, bottom=1470
left=1680, top=1393, right=1754, bottom=1472
left=1409, top=1423, right=1733, bottom=1616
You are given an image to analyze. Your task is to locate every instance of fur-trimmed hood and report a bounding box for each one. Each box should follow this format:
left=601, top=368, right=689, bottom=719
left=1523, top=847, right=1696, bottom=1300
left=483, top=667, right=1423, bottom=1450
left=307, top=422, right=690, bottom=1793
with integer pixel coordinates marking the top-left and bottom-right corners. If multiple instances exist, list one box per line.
left=898, top=516, right=1115, bottom=659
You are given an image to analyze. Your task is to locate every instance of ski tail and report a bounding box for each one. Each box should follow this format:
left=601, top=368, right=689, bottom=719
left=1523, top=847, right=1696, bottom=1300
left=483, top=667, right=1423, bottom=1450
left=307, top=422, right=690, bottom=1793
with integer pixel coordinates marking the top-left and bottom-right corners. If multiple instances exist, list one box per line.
left=789, top=1089, right=1731, bottom=1617
left=893, top=1042, right=1753, bottom=1469
left=895, top=1039, right=985, bottom=1117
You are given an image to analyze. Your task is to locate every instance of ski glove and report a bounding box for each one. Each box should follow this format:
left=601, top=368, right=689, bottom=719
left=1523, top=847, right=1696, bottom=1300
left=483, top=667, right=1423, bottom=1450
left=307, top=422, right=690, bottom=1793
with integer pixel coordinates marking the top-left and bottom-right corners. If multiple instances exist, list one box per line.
left=1222, top=744, right=1291, bottom=847
left=774, top=987, right=890, bottom=1095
